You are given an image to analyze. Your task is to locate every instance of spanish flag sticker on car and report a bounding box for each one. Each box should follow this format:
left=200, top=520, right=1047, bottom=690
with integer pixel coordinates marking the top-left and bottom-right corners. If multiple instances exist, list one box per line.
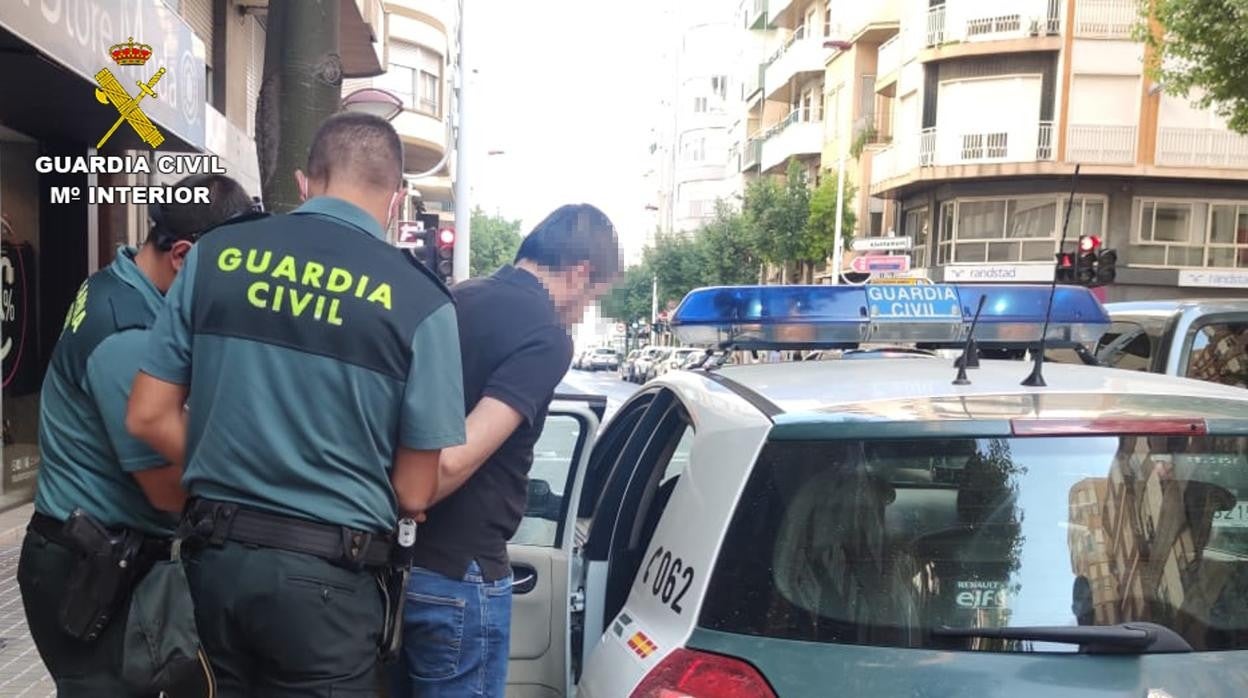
left=627, top=631, right=658, bottom=660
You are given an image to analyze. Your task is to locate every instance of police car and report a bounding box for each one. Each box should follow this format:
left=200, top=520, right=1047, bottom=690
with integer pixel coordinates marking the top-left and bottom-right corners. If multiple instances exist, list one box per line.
left=507, top=283, right=1248, bottom=698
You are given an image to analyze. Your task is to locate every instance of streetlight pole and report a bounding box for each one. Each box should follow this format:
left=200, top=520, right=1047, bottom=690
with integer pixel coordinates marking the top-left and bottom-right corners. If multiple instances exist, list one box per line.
left=830, top=150, right=846, bottom=285
left=451, top=0, right=471, bottom=283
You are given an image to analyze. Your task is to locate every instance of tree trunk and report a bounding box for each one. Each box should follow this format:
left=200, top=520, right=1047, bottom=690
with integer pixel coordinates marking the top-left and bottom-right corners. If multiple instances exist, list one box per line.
left=256, top=0, right=343, bottom=213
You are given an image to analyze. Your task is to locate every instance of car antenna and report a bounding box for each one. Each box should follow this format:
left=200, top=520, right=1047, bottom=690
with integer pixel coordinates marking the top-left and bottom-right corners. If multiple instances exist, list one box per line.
left=1022, top=163, right=1082, bottom=387
left=954, top=294, right=987, bottom=386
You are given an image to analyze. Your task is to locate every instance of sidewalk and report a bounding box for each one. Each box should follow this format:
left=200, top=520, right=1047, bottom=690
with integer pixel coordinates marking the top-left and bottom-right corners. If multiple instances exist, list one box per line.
left=0, top=503, right=54, bottom=697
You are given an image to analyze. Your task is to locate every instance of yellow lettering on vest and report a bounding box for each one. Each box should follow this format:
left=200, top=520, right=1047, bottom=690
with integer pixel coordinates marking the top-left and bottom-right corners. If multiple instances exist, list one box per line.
left=355, top=274, right=370, bottom=298
left=246, top=249, right=272, bottom=273
left=327, top=298, right=344, bottom=326
left=218, top=247, right=242, bottom=272
left=289, top=288, right=313, bottom=317
left=314, top=295, right=326, bottom=320
left=247, top=281, right=268, bottom=308
left=272, top=285, right=285, bottom=312
left=366, top=283, right=392, bottom=310
left=302, top=261, right=325, bottom=288
left=327, top=268, right=352, bottom=293
left=272, top=255, right=298, bottom=282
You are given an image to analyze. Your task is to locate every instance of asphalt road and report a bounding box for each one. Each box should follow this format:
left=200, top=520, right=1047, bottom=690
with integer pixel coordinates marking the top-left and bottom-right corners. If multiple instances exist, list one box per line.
left=558, top=367, right=642, bottom=421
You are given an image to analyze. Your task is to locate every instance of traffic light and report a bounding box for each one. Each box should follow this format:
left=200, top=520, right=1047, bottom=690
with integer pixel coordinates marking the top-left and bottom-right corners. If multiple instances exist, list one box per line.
left=398, top=213, right=441, bottom=274
left=1096, top=248, right=1118, bottom=286
left=436, top=227, right=455, bottom=284
left=1055, top=251, right=1076, bottom=283
left=1076, top=235, right=1100, bottom=286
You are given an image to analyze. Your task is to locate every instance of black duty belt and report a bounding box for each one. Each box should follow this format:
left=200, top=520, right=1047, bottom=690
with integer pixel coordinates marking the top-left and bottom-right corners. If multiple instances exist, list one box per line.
left=29, top=511, right=172, bottom=560
left=183, top=499, right=392, bottom=570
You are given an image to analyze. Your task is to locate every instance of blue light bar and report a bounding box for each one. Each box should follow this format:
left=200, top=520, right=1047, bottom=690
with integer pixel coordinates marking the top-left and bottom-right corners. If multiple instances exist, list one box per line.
left=669, top=283, right=1110, bottom=350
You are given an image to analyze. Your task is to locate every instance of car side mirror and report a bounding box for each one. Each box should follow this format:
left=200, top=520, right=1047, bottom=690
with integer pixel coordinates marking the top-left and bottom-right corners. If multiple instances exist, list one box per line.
left=525, top=478, right=562, bottom=521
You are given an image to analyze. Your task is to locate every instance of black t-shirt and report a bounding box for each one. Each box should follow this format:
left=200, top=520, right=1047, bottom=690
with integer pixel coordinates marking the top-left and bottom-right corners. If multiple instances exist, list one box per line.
left=410, top=265, right=574, bottom=581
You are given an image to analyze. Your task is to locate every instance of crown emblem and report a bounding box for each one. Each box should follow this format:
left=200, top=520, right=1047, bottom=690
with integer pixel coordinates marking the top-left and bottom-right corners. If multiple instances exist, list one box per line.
left=109, top=37, right=153, bottom=66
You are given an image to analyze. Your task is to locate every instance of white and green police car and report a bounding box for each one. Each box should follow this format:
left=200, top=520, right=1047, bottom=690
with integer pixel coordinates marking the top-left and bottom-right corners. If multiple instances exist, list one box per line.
left=508, top=283, right=1248, bottom=698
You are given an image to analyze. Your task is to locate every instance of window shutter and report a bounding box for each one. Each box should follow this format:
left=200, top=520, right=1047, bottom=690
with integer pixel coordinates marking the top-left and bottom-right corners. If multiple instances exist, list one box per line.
left=181, top=0, right=214, bottom=67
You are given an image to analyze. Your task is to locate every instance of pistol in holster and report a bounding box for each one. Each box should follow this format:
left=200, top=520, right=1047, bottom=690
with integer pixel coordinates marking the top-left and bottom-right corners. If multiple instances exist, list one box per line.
left=378, top=517, right=418, bottom=663
left=58, top=509, right=146, bottom=643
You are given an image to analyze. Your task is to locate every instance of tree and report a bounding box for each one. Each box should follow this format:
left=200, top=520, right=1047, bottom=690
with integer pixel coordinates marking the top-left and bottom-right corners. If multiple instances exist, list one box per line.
left=469, top=207, right=523, bottom=278
left=807, top=176, right=858, bottom=257
left=743, top=159, right=811, bottom=276
left=645, top=231, right=704, bottom=308
left=1145, top=0, right=1248, bottom=134
left=697, top=202, right=762, bottom=287
left=257, top=0, right=343, bottom=213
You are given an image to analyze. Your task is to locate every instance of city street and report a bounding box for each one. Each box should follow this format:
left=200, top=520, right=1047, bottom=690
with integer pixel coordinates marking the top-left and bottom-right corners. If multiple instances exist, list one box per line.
left=559, top=367, right=641, bottom=422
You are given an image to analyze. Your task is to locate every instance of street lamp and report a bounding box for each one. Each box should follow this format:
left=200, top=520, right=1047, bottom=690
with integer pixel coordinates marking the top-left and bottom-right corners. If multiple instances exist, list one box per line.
left=340, top=87, right=404, bottom=121
left=821, top=39, right=853, bottom=285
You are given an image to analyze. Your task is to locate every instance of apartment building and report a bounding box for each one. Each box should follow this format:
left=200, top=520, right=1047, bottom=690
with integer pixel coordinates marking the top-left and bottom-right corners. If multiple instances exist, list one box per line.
left=344, top=0, right=458, bottom=234
left=865, top=0, right=1248, bottom=299
left=0, top=0, right=385, bottom=508
left=651, top=1, right=744, bottom=237
left=740, top=0, right=832, bottom=184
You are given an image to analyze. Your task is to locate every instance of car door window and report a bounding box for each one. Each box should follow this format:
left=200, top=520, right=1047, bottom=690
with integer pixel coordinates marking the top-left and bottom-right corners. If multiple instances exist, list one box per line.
left=1184, top=320, right=1248, bottom=388
left=1096, top=321, right=1154, bottom=371
left=514, top=413, right=585, bottom=547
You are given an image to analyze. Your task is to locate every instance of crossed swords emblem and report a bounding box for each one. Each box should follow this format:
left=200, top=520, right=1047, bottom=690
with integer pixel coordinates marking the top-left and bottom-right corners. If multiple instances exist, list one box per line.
left=93, top=66, right=167, bottom=149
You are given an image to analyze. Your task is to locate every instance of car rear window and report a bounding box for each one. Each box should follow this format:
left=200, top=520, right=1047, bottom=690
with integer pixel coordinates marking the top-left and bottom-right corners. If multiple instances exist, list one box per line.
left=700, top=434, right=1248, bottom=652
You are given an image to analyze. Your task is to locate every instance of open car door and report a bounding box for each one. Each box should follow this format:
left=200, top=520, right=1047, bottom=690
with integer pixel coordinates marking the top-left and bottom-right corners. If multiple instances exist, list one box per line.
left=506, top=394, right=603, bottom=698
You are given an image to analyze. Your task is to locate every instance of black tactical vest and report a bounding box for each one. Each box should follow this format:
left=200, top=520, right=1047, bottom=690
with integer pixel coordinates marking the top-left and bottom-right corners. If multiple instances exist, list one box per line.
left=49, top=265, right=156, bottom=391
left=190, top=213, right=452, bottom=381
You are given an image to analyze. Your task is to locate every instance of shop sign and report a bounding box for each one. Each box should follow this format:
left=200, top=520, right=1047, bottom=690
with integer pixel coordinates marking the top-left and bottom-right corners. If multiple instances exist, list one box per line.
left=942, top=264, right=1055, bottom=283
left=1177, top=269, right=1248, bottom=289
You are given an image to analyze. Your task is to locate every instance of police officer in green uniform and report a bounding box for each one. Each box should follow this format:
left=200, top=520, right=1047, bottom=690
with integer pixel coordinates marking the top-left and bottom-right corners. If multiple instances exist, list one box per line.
left=18, top=174, right=254, bottom=697
left=127, top=112, right=466, bottom=697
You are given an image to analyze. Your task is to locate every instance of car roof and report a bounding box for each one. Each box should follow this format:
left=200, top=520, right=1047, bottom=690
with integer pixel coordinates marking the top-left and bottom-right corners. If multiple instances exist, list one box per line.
left=708, top=356, right=1248, bottom=419
left=1105, top=299, right=1248, bottom=317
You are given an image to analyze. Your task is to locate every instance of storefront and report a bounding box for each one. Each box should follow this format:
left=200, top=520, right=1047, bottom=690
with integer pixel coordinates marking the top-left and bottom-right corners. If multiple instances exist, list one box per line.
left=0, top=2, right=205, bottom=510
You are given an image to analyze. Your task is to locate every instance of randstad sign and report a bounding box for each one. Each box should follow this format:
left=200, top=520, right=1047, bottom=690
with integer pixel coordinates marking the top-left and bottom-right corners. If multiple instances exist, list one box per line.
left=0, top=0, right=206, bottom=150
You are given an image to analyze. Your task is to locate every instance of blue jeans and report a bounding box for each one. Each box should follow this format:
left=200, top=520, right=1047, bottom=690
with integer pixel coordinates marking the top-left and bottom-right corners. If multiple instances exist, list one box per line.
left=390, top=560, right=513, bottom=698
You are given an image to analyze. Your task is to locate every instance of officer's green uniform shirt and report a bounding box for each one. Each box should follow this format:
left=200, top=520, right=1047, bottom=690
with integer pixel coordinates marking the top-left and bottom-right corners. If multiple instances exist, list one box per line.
left=35, top=247, right=175, bottom=537
left=141, top=197, right=465, bottom=533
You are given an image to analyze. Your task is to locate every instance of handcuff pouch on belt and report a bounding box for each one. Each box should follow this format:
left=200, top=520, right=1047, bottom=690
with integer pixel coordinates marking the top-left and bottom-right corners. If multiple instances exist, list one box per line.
left=58, top=509, right=146, bottom=643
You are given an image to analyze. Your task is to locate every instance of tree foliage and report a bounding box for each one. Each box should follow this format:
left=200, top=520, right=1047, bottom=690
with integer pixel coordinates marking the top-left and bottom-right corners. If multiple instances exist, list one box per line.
left=599, top=264, right=655, bottom=325
left=808, top=176, right=858, bottom=256
left=468, top=207, right=523, bottom=278
left=1145, top=0, right=1248, bottom=134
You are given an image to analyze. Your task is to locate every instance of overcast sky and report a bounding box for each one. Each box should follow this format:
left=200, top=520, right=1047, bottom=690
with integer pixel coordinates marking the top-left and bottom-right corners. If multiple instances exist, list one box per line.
left=463, top=0, right=673, bottom=266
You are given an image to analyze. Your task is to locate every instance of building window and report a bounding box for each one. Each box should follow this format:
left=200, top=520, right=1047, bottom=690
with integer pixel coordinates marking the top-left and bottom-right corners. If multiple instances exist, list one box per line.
left=1135, top=199, right=1248, bottom=268
left=935, top=195, right=1103, bottom=265
left=905, top=207, right=930, bottom=267
left=694, top=97, right=708, bottom=113
left=381, top=42, right=443, bottom=118
left=711, top=75, right=728, bottom=100
left=825, top=0, right=833, bottom=36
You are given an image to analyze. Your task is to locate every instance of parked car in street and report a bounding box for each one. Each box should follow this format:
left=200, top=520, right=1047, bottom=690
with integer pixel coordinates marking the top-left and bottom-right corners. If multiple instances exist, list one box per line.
left=587, top=347, right=621, bottom=372
left=631, top=346, right=665, bottom=384
left=1095, top=300, right=1248, bottom=389
left=573, top=349, right=593, bottom=370
left=639, top=348, right=672, bottom=382
left=619, top=350, right=640, bottom=381
left=653, top=347, right=698, bottom=377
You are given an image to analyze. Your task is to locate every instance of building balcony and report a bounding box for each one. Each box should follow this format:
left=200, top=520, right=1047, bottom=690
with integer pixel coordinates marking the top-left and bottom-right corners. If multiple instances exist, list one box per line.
left=1066, top=124, right=1138, bottom=164
left=1156, top=128, right=1248, bottom=169
left=1073, top=0, right=1140, bottom=39
left=877, top=33, right=902, bottom=82
left=925, top=0, right=1062, bottom=50
left=747, top=0, right=769, bottom=30
left=386, top=0, right=457, bottom=34
left=393, top=106, right=450, bottom=173
left=920, top=121, right=1055, bottom=167
left=768, top=0, right=797, bottom=30
left=764, top=34, right=831, bottom=102
left=745, top=63, right=766, bottom=107
left=744, top=137, right=764, bottom=172
left=839, top=0, right=903, bottom=43
left=760, top=110, right=822, bottom=173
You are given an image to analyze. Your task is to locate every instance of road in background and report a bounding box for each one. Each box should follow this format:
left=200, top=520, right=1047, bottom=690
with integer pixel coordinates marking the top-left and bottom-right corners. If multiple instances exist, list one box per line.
left=559, top=367, right=641, bottom=422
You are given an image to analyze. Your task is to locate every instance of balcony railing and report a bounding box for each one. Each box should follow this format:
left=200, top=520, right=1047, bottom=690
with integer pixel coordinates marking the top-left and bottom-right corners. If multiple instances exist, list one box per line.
left=1074, top=0, right=1139, bottom=39
left=760, top=109, right=822, bottom=172
left=764, top=36, right=830, bottom=99
left=1156, top=128, right=1248, bottom=169
left=919, top=121, right=1054, bottom=166
left=747, top=0, right=768, bottom=29
left=926, top=0, right=1062, bottom=48
left=744, top=137, right=764, bottom=171
left=1067, top=124, right=1138, bottom=164
left=877, top=33, right=902, bottom=78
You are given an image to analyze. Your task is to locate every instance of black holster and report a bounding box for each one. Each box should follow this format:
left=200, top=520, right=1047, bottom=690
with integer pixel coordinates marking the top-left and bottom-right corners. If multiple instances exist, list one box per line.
left=55, top=509, right=151, bottom=643
left=379, top=517, right=418, bottom=662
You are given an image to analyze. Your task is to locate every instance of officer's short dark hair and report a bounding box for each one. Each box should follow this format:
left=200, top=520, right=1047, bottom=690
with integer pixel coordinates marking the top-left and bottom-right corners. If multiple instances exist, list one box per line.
left=306, top=112, right=404, bottom=191
left=145, top=174, right=253, bottom=249
left=515, top=204, right=620, bottom=285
